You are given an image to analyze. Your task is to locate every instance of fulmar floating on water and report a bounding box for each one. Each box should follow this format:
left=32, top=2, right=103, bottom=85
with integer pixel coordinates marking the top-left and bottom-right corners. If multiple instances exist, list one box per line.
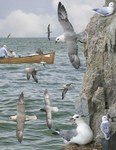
left=55, top=2, right=81, bottom=69
left=16, top=92, right=25, bottom=143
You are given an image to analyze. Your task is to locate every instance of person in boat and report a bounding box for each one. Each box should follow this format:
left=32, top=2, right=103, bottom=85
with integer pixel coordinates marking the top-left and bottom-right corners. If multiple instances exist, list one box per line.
left=9, top=50, right=17, bottom=57
left=0, top=45, right=8, bottom=58
left=36, top=48, right=44, bottom=55
left=29, top=48, right=44, bottom=56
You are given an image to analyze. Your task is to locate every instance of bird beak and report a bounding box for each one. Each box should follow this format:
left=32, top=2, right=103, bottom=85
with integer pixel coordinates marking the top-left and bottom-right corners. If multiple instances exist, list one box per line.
left=55, top=41, right=57, bottom=44
left=69, top=117, right=75, bottom=124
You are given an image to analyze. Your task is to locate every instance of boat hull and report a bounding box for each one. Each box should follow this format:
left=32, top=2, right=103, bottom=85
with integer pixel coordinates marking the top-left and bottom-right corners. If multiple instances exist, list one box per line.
left=0, top=52, right=55, bottom=64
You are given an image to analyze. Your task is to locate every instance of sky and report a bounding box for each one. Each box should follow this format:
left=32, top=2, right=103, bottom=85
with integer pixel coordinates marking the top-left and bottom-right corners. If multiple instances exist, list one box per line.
left=0, top=0, right=105, bottom=37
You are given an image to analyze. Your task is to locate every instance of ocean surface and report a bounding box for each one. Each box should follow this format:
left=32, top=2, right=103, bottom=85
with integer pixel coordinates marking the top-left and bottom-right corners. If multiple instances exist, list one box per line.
left=0, top=37, right=86, bottom=150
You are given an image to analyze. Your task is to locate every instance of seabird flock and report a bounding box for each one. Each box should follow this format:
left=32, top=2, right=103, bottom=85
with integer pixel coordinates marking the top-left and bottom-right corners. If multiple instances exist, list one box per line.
left=7, top=0, right=115, bottom=147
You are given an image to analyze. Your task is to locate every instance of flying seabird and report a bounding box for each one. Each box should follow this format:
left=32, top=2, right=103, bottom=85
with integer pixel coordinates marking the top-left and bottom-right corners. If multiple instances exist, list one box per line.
left=7, top=33, right=11, bottom=39
left=55, top=2, right=80, bottom=69
left=92, top=2, right=115, bottom=17
left=100, top=115, right=112, bottom=140
left=47, top=24, right=52, bottom=40
left=53, top=114, right=93, bottom=145
left=24, top=67, right=39, bottom=83
left=62, top=83, right=73, bottom=100
left=16, top=92, right=26, bottom=143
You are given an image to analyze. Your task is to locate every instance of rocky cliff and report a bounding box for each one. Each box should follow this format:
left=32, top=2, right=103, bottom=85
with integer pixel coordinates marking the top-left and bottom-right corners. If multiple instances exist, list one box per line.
left=61, top=0, right=116, bottom=149
left=83, top=0, right=116, bottom=145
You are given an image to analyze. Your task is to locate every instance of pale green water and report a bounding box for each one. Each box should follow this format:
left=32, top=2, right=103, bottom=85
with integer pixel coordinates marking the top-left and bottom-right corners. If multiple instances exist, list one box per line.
left=0, top=38, right=86, bottom=150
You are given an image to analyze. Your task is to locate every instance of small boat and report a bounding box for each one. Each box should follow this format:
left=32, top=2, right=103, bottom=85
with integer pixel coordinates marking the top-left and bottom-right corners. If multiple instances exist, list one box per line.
left=0, top=51, right=55, bottom=64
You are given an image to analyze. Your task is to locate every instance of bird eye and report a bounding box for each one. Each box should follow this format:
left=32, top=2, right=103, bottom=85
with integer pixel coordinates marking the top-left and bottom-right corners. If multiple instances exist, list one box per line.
left=76, top=116, right=79, bottom=118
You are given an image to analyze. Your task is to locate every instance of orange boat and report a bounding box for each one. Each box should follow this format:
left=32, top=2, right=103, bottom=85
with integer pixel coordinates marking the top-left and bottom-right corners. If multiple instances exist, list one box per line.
left=0, top=51, right=55, bottom=64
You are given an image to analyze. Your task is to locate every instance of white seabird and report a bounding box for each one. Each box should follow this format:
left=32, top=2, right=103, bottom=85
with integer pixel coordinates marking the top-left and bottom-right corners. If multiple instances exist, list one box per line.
left=55, top=2, right=80, bottom=69
left=53, top=114, right=93, bottom=145
left=100, top=115, right=112, bottom=140
left=24, top=67, right=39, bottom=83
left=92, top=2, right=115, bottom=17
left=16, top=92, right=26, bottom=143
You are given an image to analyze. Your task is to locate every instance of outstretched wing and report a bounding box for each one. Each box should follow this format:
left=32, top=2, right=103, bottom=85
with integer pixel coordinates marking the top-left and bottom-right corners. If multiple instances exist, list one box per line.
left=26, top=73, right=31, bottom=80
left=47, top=24, right=51, bottom=40
left=62, top=88, right=68, bottom=100
left=32, top=70, right=38, bottom=83
left=44, top=89, right=52, bottom=129
left=16, top=92, right=25, bottom=143
left=58, top=2, right=74, bottom=32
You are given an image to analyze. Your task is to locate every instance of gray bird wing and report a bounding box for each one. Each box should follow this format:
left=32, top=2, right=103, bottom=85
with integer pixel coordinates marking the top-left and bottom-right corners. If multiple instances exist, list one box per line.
left=16, top=92, right=26, bottom=143
left=58, top=2, right=74, bottom=32
left=67, top=40, right=80, bottom=69
left=101, top=121, right=112, bottom=139
left=47, top=24, right=51, bottom=40
left=62, top=88, right=68, bottom=99
left=32, top=70, right=38, bottom=83
left=44, top=89, right=51, bottom=106
left=44, top=89, right=52, bottom=129
left=26, top=73, right=31, bottom=80
left=59, top=129, right=78, bottom=141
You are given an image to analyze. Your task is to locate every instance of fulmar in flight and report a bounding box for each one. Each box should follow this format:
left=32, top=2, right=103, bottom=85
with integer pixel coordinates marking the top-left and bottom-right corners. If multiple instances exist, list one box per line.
left=24, top=67, right=39, bottom=83
left=55, top=2, right=81, bottom=69
left=47, top=24, right=52, bottom=40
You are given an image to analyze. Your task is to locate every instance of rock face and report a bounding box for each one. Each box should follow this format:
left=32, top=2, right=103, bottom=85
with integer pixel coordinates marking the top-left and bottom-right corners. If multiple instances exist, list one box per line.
left=78, top=0, right=116, bottom=148
left=61, top=1, right=116, bottom=149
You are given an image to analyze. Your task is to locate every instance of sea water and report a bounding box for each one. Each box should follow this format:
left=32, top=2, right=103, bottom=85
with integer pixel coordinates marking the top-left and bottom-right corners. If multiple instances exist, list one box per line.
left=0, top=37, right=86, bottom=150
